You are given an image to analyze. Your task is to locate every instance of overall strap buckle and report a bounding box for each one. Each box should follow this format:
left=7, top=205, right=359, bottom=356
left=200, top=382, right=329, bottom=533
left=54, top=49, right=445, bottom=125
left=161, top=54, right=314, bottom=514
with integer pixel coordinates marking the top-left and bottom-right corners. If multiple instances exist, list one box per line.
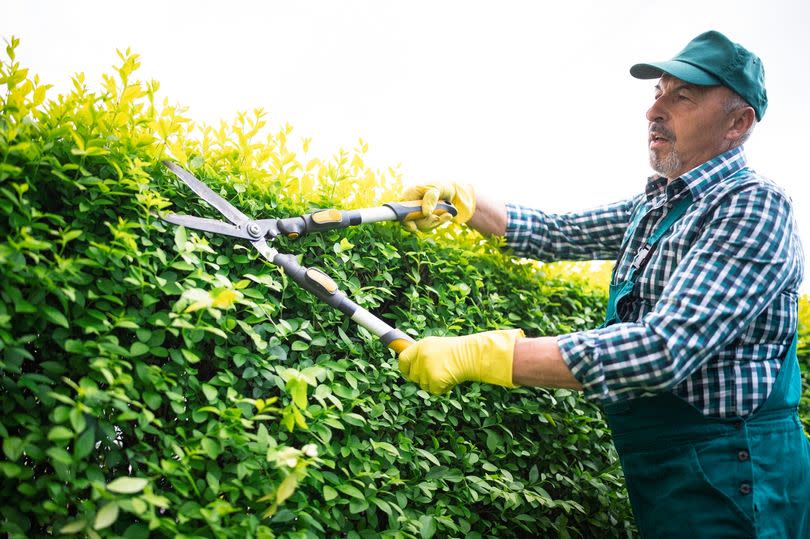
left=632, top=244, right=652, bottom=270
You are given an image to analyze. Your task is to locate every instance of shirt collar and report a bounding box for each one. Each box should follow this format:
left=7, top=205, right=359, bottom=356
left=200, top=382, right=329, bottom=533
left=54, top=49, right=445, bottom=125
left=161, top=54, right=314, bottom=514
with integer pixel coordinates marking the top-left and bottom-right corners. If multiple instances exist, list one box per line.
left=645, top=146, right=749, bottom=203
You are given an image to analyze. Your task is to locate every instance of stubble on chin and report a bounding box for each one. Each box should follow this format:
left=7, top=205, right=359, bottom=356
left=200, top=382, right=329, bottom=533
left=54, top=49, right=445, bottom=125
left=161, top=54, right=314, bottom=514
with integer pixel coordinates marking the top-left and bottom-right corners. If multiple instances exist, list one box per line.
left=649, top=149, right=682, bottom=179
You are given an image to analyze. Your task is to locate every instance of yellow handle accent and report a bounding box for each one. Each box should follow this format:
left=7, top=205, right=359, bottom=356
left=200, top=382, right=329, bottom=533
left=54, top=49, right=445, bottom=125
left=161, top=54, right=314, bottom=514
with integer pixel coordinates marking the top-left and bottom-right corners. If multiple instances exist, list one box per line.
left=387, top=338, right=413, bottom=354
left=312, top=209, right=343, bottom=224
left=305, top=268, right=338, bottom=294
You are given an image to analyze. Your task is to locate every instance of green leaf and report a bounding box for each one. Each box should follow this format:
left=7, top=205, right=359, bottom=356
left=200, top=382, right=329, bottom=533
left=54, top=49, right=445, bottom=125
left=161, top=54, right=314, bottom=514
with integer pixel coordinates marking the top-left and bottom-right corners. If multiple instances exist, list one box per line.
left=123, top=523, right=150, bottom=539
left=337, top=484, right=364, bottom=499
left=0, top=462, right=22, bottom=478
left=64, top=340, right=85, bottom=353
left=323, top=485, right=338, bottom=501
left=371, top=441, right=400, bottom=458
left=107, top=476, right=148, bottom=494
left=415, top=448, right=440, bottom=467
left=59, top=520, right=87, bottom=534
left=289, top=379, right=308, bottom=409
left=47, top=447, right=73, bottom=466
left=275, top=473, right=298, bottom=505
left=75, top=428, right=95, bottom=459
left=130, top=342, right=149, bottom=356
left=202, top=383, right=217, bottom=402
left=174, top=225, right=187, bottom=251
left=181, top=348, right=201, bottom=363
left=3, top=437, right=23, bottom=461
left=143, top=391, right=162, bottom=410
left=48, top=426, right=74, bottom=441
left=371, top=496, right=392, bottom=515
left=419, top=515, right=437, bottom=539
left=201, top=437, right=220, bottom=459
left=94, top=502, right=119, bottom=530
left=349, top=498, right=369, bottom=514
left=342, top=413, right=366, bottom=427
left=485, top=429, right=502, bottom=453
left=70, top=408, right=87, bottom=433
left=42, top=305, right=69, bottom=328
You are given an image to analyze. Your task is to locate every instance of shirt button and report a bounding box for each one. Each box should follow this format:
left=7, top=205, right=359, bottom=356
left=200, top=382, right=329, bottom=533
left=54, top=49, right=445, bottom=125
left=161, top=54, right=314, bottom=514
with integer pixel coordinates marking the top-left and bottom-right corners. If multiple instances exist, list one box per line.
left=738, top=450, right=750, bottom=462
left=739, top=482, right=752, bottom=495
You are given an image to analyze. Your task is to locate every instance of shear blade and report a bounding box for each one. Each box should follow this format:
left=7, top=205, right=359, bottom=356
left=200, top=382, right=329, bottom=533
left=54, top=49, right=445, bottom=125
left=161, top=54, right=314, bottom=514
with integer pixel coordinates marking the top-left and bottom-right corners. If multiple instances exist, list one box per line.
left=162, top=213, right=253, bottom=240
left=164, top=161, right=251, bottom=226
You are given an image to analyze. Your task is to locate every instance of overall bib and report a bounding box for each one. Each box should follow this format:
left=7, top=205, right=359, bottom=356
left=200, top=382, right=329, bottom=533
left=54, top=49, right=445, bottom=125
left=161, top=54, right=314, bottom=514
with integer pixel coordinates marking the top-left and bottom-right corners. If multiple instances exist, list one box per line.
left=601, top=195, right=810, bottom=538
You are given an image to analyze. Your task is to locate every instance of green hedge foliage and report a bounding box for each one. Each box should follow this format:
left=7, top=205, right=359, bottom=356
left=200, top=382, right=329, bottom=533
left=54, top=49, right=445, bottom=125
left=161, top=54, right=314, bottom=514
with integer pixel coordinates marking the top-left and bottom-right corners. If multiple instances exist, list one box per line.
left=799, top=296, right=810, bottom=435
left=0, top=39, right=634, bottom=539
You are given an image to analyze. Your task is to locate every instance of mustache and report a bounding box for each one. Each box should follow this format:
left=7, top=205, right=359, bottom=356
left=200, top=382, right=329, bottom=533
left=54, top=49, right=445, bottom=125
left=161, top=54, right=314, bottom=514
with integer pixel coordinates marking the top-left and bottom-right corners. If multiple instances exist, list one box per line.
left=649, top=123, right=675, bottom=141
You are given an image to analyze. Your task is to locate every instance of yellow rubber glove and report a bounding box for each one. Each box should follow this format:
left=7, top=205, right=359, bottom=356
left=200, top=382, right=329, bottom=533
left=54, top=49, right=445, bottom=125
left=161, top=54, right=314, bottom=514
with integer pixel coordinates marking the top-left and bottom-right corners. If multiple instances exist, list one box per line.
left=398, top=329, right=524, bottom=394
left=400, top=182, right=476, bottom=233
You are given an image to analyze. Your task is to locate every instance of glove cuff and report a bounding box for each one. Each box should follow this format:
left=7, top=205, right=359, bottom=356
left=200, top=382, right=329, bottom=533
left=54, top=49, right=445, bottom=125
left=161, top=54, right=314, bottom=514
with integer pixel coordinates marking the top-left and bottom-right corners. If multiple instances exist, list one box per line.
left=451, top=182, right=476, bottom=224
left=477, top=329, right=524, bottom=388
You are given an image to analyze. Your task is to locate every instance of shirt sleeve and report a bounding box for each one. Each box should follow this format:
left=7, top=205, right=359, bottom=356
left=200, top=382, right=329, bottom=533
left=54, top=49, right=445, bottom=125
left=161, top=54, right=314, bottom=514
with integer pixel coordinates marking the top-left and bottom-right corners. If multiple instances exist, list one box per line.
left=504, top=195, right=642, bottom=262
left=558, top=184, right=801, bottom=404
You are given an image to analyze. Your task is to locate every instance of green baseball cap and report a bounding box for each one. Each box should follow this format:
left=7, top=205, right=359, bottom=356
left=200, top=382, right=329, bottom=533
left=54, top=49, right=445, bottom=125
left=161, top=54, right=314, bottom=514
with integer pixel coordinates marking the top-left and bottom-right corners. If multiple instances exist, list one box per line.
left=630, top=30, right=767, bottom=121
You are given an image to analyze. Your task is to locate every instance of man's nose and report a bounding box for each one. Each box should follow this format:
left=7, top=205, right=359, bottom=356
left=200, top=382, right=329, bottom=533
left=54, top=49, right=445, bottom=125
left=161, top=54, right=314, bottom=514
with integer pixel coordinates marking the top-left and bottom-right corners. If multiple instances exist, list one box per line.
left=646, top=99, right=667, bottom=123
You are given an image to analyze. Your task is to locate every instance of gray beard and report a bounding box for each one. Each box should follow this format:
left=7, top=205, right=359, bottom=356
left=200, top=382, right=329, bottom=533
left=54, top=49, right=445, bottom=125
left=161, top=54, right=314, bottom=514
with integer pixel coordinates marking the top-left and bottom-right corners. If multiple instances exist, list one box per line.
left=649, top=148, right=682, bottom=179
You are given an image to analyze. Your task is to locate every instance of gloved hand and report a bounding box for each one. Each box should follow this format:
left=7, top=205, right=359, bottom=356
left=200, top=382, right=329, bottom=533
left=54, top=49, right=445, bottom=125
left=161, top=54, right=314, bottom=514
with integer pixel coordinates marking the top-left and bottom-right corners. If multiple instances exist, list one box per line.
left=398, top=329, right=524, bottom=394
left=400, top=182, right=476, bottom=232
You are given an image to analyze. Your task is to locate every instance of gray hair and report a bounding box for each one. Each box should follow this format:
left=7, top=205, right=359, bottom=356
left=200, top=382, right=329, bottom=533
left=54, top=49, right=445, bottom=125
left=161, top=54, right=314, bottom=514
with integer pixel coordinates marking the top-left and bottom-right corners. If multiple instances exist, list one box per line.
left=725, top=92, right=757, bottom=148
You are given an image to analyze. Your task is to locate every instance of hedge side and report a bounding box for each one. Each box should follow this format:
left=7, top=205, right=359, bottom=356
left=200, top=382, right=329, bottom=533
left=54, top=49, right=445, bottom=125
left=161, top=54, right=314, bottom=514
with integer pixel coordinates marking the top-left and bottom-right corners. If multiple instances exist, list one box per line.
left=0, top=39, right=634, bottom=539
left=799, top=297, right=809, bottom=435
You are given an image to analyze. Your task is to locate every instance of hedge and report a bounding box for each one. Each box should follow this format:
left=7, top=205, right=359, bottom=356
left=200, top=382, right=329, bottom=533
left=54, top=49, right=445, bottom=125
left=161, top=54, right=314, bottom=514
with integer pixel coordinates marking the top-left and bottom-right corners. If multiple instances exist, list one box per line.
left=1, top=37, right=807, bottom=538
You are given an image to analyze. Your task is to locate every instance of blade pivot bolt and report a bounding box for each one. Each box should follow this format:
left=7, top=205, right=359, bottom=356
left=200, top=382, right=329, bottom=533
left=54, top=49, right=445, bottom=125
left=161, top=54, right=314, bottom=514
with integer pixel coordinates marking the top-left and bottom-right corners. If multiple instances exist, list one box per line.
left=247, top=223, right=262, bottom=238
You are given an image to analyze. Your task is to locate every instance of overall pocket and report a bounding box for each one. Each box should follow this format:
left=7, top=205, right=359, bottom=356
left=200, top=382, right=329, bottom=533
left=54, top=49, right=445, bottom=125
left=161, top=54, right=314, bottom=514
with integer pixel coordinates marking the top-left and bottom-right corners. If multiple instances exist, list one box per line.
left=621, top=444, right=755, bottom=538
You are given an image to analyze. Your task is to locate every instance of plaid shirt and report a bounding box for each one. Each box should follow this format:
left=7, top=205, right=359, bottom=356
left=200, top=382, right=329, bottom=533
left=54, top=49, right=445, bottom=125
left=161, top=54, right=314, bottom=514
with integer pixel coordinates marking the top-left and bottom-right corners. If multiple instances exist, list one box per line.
left=505, top=147, right=804, bottom=417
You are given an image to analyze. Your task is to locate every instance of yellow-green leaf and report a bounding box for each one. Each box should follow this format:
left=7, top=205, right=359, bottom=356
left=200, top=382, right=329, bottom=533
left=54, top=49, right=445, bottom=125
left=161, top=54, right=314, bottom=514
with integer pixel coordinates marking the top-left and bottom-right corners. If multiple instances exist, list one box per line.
left=59, top=520, right=86, bottom=534
left=107, top=476, right=148, bottom=494
left=323, top=485, right=338, bottom=501
left=211, top=288, right=239, bottom=309
left=174, top=225, right=187, bottom=251
left=93, top=502, right=119, bottom=530
left=276, top=473, right=298, bottom=506
left=181, top=348, right=200, bottom=364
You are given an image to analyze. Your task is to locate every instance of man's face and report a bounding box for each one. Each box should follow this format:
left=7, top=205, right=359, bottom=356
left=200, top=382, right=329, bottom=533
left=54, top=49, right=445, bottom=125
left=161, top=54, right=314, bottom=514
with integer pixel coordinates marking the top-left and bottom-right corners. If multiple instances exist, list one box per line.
left=646, top=75, right=736, bottom=180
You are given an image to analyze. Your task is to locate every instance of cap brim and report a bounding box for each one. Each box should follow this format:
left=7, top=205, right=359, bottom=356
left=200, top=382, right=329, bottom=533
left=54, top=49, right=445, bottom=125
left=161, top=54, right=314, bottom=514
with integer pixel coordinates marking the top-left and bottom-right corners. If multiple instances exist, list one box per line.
left=630, top=60, right=722, bottom=86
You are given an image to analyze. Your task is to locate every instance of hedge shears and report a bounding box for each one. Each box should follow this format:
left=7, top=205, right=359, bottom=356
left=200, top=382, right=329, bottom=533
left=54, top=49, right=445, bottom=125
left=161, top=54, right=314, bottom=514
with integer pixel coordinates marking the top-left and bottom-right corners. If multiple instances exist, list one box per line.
left=159, top=162, right=457, bottom=354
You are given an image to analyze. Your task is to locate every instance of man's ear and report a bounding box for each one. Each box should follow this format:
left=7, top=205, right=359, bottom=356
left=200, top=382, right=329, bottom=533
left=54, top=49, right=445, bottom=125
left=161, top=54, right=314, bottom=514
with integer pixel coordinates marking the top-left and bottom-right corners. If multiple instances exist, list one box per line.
left=727, top=106, right=756, bottom=143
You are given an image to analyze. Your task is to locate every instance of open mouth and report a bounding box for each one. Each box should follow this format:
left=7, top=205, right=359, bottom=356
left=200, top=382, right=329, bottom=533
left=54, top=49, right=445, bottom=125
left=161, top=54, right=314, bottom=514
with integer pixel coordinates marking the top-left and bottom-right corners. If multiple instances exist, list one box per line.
left=649, top=133, right=671, bottom=149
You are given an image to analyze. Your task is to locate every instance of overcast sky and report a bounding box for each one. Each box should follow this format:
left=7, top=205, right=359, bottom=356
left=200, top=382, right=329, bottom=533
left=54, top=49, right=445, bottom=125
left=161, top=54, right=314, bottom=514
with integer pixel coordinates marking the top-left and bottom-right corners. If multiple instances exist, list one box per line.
left=2, top=1, right=809, bottom=292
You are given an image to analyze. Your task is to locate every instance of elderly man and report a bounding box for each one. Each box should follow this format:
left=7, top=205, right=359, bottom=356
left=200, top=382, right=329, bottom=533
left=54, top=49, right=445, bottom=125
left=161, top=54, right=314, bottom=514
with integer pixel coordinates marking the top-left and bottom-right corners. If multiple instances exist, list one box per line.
left=398, top=31, right=809, bottom=537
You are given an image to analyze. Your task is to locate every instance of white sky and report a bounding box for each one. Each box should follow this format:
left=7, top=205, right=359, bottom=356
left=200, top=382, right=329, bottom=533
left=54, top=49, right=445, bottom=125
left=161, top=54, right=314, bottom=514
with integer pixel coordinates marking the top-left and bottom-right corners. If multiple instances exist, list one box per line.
left=2, top=0, right=809, bottom=292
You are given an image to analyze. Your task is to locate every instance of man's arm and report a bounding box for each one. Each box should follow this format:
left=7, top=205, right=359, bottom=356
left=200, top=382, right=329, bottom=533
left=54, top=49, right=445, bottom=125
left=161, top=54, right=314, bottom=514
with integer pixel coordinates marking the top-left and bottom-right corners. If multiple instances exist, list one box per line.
left=513, top=337, right=583, bottom=389
left=560, top=184, right=801, bottom=405
left=398, top=329, right=586, bottom=395
left=401, top=181, right=638, bottom=262
left=467, top=194, right=507, bottom=237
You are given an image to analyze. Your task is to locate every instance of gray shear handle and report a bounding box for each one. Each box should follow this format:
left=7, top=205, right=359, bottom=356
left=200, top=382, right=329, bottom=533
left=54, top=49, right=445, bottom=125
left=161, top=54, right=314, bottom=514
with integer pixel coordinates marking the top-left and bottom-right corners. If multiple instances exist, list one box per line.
left=275, top=201, right=457, bottom=238
left=271, top=253, right=414, bottom=354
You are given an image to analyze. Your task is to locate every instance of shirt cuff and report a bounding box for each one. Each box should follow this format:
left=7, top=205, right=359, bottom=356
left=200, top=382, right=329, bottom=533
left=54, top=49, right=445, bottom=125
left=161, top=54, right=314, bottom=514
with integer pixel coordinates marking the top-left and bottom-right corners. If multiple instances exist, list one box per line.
left=504, top=202, right=543, bottom=257
left=503, top=202, right=521, bottom=251
left=557, top=330, right=610, bottom=402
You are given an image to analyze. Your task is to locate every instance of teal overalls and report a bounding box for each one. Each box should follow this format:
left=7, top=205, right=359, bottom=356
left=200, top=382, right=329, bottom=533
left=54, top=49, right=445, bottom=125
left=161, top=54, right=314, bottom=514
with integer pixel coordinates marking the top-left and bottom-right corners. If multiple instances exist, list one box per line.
left=602, top=194, right=810, bottom=538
